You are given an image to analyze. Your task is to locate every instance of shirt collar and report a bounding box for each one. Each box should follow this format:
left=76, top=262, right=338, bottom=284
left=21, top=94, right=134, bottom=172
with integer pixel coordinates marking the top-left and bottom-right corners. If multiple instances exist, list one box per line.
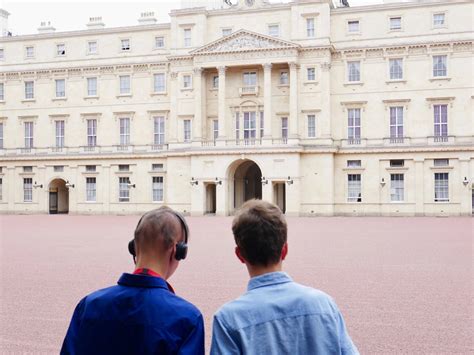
left=118, top=273, right=175, bottom=293
left=247, top=271, right=293, bottom=291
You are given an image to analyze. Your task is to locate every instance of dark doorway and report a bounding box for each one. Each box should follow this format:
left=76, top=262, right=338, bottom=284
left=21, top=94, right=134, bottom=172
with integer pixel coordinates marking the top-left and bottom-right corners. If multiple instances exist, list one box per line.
left=49, top=179, right=69, bottom=214
left=233, top=160, right=262, bottom=209
left=206, top=184, right=217, bottom=214
left=273, top=182, right=286, bottom=213
left=49, top=191, right=58, bottom=214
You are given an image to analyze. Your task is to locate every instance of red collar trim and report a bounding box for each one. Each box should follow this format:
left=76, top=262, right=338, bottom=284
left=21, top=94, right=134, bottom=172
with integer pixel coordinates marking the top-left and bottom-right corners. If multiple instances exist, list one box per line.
left=133, top=268, right=175, bottom=293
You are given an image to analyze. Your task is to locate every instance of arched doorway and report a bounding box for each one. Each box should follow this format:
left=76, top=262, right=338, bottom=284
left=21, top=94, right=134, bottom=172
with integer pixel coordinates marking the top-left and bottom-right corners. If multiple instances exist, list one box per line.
left=231, top=160, right=262, bottom=211
left=49, top=179, right=69, bottom=214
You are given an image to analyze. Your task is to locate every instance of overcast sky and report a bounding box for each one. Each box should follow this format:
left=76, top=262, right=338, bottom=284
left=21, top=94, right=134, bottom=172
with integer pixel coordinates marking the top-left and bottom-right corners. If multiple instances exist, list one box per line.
left=3, top=0, right=383, bottom=36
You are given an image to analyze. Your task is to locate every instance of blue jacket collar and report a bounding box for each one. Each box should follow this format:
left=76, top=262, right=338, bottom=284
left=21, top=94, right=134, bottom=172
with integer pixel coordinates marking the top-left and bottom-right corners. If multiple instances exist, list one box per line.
left=118, top=273, right=172, bottom=291
left=247, top=271, right=293, bottom=291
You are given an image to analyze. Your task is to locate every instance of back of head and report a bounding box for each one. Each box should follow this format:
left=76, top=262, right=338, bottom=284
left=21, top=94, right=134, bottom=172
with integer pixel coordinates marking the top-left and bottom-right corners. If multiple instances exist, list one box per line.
left=232, top=199, right=287, bottom=267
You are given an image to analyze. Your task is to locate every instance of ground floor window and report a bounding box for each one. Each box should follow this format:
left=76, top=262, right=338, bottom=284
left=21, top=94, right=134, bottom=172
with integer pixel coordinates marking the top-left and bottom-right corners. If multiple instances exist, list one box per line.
left=119, top=177, right=130, bottom=202
left=434, top=173, right=449, bottom=202
left=390, top=174, right=404, bottom=202
left=24, top=178, right=33, bottom=202
left=347, top=174, right=361, bottom=202
left=152, top=176, right=164, bottom=202
left=86, top=177, right=96, bottom=202
left=0, top=178, right=2, bottom=201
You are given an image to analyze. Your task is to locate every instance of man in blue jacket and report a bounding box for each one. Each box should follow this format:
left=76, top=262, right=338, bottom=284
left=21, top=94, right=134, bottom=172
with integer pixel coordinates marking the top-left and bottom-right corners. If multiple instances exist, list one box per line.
left=61, top=207, right=204, bottom=355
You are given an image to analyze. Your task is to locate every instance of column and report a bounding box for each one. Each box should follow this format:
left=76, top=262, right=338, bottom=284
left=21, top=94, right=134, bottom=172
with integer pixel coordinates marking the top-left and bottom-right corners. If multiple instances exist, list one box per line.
left=414, top=158, right=425, bottom=216
left=263, top=63, right=272, bottom=145
left=459, top=158, right=471, bottom=216
left=168, top=71, right=179, bottom=144
left=217, top=66, right=227, bottom=144
left=193, top=67, right=203, bottom=146
left=321, top=62, right=332, bottom=139
left=289, top=62, right=299, bottom=139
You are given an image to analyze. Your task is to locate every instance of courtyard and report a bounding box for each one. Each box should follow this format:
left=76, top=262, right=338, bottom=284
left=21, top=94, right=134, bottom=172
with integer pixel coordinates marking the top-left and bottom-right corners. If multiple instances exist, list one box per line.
left=0, top=215, right=472, bottom=354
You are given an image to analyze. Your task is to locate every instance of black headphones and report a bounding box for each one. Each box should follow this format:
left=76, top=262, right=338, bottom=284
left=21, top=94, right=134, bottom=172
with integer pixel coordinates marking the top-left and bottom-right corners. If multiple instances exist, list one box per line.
left=128, top=208, right=189, bottom=262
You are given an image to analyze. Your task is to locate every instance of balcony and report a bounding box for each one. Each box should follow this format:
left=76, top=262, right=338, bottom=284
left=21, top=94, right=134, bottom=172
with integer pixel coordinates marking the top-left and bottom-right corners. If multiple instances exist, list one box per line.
left=227, top=138, right=262, bottom=146
left=114, top=145, right=132, bottom=153
left=389, top=137, right=405, bottom=144
left=82, top=145, right=97, bottom=153
left=239, top=86, right=259, bottom=96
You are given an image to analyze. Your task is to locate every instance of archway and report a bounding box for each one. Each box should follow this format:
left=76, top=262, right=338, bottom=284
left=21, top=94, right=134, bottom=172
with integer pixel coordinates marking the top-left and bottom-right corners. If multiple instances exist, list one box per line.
left=230, top=160, right=262, bottom=211
left=49, top=179, right=69, bottom=214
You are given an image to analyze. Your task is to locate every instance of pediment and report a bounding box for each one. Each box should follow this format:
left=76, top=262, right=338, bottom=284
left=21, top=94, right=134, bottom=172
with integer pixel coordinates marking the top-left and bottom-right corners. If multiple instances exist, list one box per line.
left=191, top=29, right=300, bottom=55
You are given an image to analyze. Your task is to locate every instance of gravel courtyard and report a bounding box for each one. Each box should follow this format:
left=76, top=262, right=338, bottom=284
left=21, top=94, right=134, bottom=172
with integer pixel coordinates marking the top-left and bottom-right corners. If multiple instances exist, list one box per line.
left=0, top=215, right=472, bottom=354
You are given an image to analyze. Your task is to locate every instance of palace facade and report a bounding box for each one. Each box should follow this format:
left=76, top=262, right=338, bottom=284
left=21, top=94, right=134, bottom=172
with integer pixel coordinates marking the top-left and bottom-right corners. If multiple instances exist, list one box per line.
left=0, top=0, right=473, bottom=216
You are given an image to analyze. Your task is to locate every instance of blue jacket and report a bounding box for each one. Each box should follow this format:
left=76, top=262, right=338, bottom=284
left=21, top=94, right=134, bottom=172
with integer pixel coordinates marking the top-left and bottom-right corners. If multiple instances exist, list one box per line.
left=61, top=273, right=204, bottom=355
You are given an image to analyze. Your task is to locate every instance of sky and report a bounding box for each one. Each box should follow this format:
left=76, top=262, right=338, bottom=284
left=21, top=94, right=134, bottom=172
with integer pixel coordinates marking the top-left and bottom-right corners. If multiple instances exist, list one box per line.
left=3, top=0, right=384, bottom=36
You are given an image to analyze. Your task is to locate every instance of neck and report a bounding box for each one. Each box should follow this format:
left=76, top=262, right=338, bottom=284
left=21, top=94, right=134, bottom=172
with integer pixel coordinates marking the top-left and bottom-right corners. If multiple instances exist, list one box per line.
left=246, top=262, right=282, bottom=278
left=135, top=256, right=169, bottom=279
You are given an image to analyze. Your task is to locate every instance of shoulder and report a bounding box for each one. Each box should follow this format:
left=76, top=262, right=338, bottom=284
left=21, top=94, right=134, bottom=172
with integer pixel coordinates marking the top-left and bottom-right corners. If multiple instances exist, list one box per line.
left=290, top=282, right=340, bottom=311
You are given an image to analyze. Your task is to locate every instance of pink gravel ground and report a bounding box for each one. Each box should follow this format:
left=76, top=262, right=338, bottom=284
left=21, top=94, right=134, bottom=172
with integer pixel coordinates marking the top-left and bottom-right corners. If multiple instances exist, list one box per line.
left=0, top=215, right=472, bottom=354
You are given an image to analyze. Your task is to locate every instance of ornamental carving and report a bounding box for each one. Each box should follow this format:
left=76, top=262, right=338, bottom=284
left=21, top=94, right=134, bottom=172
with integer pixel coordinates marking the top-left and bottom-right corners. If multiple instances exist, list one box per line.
left=385, top=47, right=406, bottom=55
left=408, top=45, right=427, bottom=55
left=366, top=49, right=384, bottom=58
left=453, top=42, right=472, bottom=52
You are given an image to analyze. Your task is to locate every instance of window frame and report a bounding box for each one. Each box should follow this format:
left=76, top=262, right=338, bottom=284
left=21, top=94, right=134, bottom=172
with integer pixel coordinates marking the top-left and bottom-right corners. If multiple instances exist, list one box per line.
left=55, top=120, right=65, bottom=148
left=182, top=74, right=192, bottom=89
left=120, top=38, right=131, bottom=52
left=306, top=18, right=315, bottom=38
left=55, top=79, right=66, bottom=98
left=154, top=116, right=166, bottom=146
left=86, top=177, right=97, bottom=202
left=183, top=119, right=192, bottom=142
left=307, top=114, right=316, bottom=138
left=306, top=67, right=316, bottom=81
left=389, top=58, right=403, bottom=80
left=347, top=174, right=362, bottom=203
left=390, top=173, right=404, bottom=202
left=347, top=20, right=360, bottom=34
left=154, top=36, right=165, bottom=49
left=24, top=121, right=34, bottom=148
left=432, top=12, right=446, bottom=29
left=433, top=104, right=448, bottom=138
left=268, top=24, right=280, bottom=37
left=389, top=16, right=402, bottom=31
left=119, top=177, right=130, bottom=202
left=347, top=108, right=361, bottom=142
left=0, top=82, right=4, bottom=101
left=87, top=40, right=98, bottom=55
left=434, top=172, right=449, bottom=202
left=87, top=77, right=98, bottom=97
left=432, top=55, right=447, bottom=77
left=183, top=28, right=192, bottom=47
left=24, top=81, right=34, bottom=100
left=87, top=119, right=97, bottom=147
left=56, top=43, right=66, bottom=56
left=25, top=45, right=35, bottom=59
left=119, top=75, right=131, bottom=95
left=347, top=61, right=361, bottom=82
left=119, top=117, right=130, bottom=146
left=152, top=176, right=164, bottom=202
left=389, top=106, right=404, bottom=139
left=24, top=178, right=33, bottom=202
left=153, top=73, right=166, bottom=93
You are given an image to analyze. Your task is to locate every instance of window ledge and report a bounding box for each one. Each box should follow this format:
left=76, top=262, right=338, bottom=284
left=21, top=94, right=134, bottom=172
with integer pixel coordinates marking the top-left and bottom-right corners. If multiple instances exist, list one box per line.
left=82, top=171, right=99, bottom=175
left=209, top=88, right=218, bottom=92
left=52, top=97, right=67, bottom=101
left=22, top=99, right=36, bottom=103
left=386, top=79, right=407, bottom=84
left=343, top=81, right=364, bottom=86
left=0, top=100, right=5, bottom=104
left=430, top=166, right=454, bottom=170
left=116, top=94, right=132, bottom=98
left=151, top=92, right=167, bottom=96
left=84, top=96, right=99, bottom=100
left=303, top=81, right=319, bottom=86
left=429, top=77, right=451, bottom=82
left=342, top=167, right=365, bottom=172
left=181, top=88, right=193, bottom=92
left=386, top=167, right=409, bottom=171
left=277, top=84, right=289, bottom=88
left=347, top=32, right=361, bottom=36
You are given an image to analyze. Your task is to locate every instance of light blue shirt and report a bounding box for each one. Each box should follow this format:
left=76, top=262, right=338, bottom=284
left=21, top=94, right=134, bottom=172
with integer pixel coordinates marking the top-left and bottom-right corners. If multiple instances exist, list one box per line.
left=210, top=272, right=359, bottom=355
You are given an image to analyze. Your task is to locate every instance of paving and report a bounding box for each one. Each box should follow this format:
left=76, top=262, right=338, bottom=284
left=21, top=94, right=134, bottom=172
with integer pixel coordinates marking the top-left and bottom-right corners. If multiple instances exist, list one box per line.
left=0, top=215, right=472, bottom=354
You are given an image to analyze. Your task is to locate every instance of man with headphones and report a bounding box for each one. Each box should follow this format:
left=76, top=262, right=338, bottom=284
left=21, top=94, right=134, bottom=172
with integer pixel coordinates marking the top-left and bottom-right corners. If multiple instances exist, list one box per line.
left=61, top=206, right=204, bottom=355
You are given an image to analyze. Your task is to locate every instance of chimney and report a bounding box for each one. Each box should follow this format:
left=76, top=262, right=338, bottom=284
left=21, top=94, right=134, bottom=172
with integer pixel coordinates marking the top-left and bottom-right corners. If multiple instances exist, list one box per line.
left=0, top=9, right=10, bottom=37
left=87, top=16, right=105, bottom=30
left=138, top=12, right=157, bottom=25
left=37, top=21, right=56, bottom=34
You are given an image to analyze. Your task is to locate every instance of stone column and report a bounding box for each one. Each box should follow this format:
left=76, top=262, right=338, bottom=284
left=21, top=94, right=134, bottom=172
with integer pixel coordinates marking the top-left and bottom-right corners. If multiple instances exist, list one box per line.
left=289, top=62, right=299, bottom=139
left=414, top=158, right=425, bottom=216
left=193, top=67, right=203, bottom=145
left=217, top=66, right=227, bottom=144
left=168, top=71, right=179, bottom=144
left=459, top=158, right=471, bottom=216
left=263, top=63, right=272, bottom=145
left=321, top=62, right=332, bottom=139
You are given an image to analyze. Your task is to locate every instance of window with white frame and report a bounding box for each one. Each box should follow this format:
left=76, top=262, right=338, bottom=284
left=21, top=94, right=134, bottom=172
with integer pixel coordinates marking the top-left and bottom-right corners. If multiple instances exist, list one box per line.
left=390, top=107, right=404, bottom=139
left=86, top=165, right=96, bottom=172
left=306, top=18, right=315, bottom=37
left=55, top=79, right=66, bottom=98
left=434, top=104, right=448, bottom=138
left=88, top=41, right=97, bottom=54
left=433, top=55, right=447, bottom=77
left=119, top=165, right=130, bottom=172
left=389, top=17, right=402, bottom=30
left=281, top=117, right=288, bottom=141
left=154, top=73, right=166, bottom=93
left=212, top=75, right=219, bottom=88
left=347, top=61, right=360, bottom=82
left=26, top=46, right=34, bottom=58
left=121, top=39, right=130, bottom=51
left=222, top=28, right=232, bottom=36
left=152, top=176, right=164, bottom=202
left=119, top=177, right=130, bottom=202
left=87, top=119, right=97, bottom=147
left=25, top=81, right=34, bottom=99
left=348, top=20, right=360, bottom=33
left=389, top=58, right=403, bottom=80
left=390, top=174, right=404, bottom=202
left=243, top=112, right=256, bottom=141
left=24, top=122, right=33, bottom=148
left=347, top=174, right=362, bottom=202
left=307, top=115, right=316, bottom=138
left=433, top=13, right=445, bottom=28
left=347, top=160, right=361, bottom=168
left=434, top=159, right=449, bottom=167
left=183, top=119, right=191, bottom=142
left=307, top=68, right=316, bottom=81
left=235, top=112, right=240, bottom=141
left=119, top=75, right=131, bottom=94
left=348, top=108, right=361, bottom=143
left=53, top=166, right=64, bottom=172
left=434, top=173, right=449, bottom=202
left=86, top=177, right=96, bottom=202
left=154, top=116, right=165, bottom=145
left=260, top=112, right=264, bottom=139
left=55, top=120, right=65, bottom=148
left=155, top=36, right=164, bottom=48
left=390, top=159, right=404, bottom=168
left=213, top=120, right=219, bottom=140
left=184, top=29, right=192, bottom=47
left=152, top=164, right=163, bottom=171
left=0, top=123, right=3, bottom=149
left=0, top=83, right=4, bottom=100
left=183, top=75, right=192, bottom=89
left=268, top=24, right=280, bottom=37
left=0, top=178, right=2, bottom=201
left=280, top=71, right=288, bottom=85
left=243, top=72, right=257, bottom=87
left=23, top=166, right=33, bottom=173
left=24, top=178, right=33, bottom=202
left=87, top=77, right=97, bottom=96
left=0, top=48, right=4, bottom=60
left=56, top=43, right=66, bottom=56
left=119, top=118, right=130, bottom=146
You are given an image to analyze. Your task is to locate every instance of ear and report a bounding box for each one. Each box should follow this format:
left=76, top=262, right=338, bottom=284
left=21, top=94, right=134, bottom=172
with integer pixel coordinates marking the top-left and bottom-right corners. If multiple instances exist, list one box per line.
left=235, top=247, right=246, bottom=264
left=169, top=243, right=177, bottom=262
left=281, top=243, right=288, bottom=261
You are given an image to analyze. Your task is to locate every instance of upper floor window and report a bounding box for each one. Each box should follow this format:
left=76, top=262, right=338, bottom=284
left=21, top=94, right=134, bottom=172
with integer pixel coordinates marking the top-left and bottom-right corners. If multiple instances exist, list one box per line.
left=222, top=28, right=232, bottom=37
left=154, top=73, right=166, bottom=93
left=88, top=41, right=97, bottom=54
left=348, top=108, right=361, bottom=143
left=119, top=75, right=131, bottom=94
left=87, top=119, right=97, bottom=147
left=119, top=118, right=130, bottom=146
left=152, top=163, right=164, bottom=171
left=434, top=159, right=449, bottom=167
left=55, top=79, right=66, bottom=98
left=25, top=81, right=34, bottom=99
left=307, top=68, right=316, bottom=81
left=155, top=36, right=164, bottom=48
left=56, top=43, right=66, bottom=56
left=434, top=104, right=448, bottom=138
left=390, top=107, right=404, bottom=139
left=306, top=18, right=315, bottom=38
left=213, top=120, right=219, bottom=140
left=184, top=29, right=192, bottom=47
left=389, top=17, right=402, bottom=31
left=389, top=58, right=403, bottom=80
left=347, top=160, right=361, bottom=168
left=26, top=46, right=34, bottom=58
left=268, top=24, right=280, bottom=37
left=433, top=55, right=447, bottom=77
left=85, top=165, right=96, bottom=172
left=118, top=164, right=130, bottom=172
left=281, top=117, right=288, bottom=141
left=0, top=48, right=4, bottom=60
left=279, top=71, right=288, bottom=85
left=183, top=119, right=191, bottom=142
left=0, top=122, right=4, bottom=149
left=154, top=116, right=165, bottom=146
left=348, top=20, right=360, bottom=33
left=0, top=83, right=4, bottom=101
left=183, top=75, right=192, bottom=89
left=390, top=159, right=405, bottom=168
left=87, top=77, right=97, bottom=96
left=243, top=72, right=257, bottom=87
left=121, top=39, right=130, bottom=51
left=24, top=122, right=34, bottom=148
left=307, top=115, right=316, bottom=138
left=55, top=120, right=65, bottom=148
left=212, top=75, right=219, bottom=88
left=347, top=61, right=360, bottom=82
left=433, top=13, right=446, bottom=28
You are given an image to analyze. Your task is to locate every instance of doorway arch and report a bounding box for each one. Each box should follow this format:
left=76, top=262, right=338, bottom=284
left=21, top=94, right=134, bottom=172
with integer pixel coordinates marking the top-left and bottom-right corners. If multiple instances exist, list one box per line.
left=228, top=159, right=262, bottom=213
left=49, top=178, right=69, bottom=214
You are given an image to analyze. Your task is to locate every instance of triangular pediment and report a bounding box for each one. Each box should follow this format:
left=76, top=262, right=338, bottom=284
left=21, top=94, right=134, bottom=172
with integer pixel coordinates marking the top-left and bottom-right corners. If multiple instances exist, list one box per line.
left=190, top=29, right=300, bottom=55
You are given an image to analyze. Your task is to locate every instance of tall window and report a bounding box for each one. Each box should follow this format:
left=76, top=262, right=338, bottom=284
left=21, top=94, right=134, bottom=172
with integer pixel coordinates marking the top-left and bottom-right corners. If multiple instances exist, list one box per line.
left=389, top=58, right=403, bottom=80
left=0, top=48, right=4, bottom=60
left=0, top=178, right=2, bottom=201
left=24, top=178, right=33, bottom=202
left=152, top=176, right=164, bottom=202
left=184, top=29, right=191, bottom=47
left=390, top=107, right=404, bottom=139
left=434, top=104, right=448, bottom=138
left=433, top=13, right=445, bottom=27
left=25, top=81, right=34, bottom=99
left=183, top=75, right=192, bottom=89
left=434, top=173, right=449, bottom=202
left=348, top=20, right=360, bottom=33
left=26, top=46, right=34, bottom=58
left=183, top=120, right=191, bottom=142
left=306, top=18, right=315, bottom=37
left=55, top=79, right=66, bottom=98
left=260, top=112, right=264, bottom=139
left=213, top=120, right=219, bottom=140
left=119, top=75, right=131, bottom=94
left=348, top=108, right=361, bottom=143
left=390, top=174, right=404, bottom=202
left=155, top=36, right=164, bottom=48
left=235, top=112, right=240, bottom=141
left=88, top=41, right=97, bottom=54
left=154, top=73, right=166, bottom=93
left=87, top=77, right=97, bottom=96
left=121, top=39, right=130, bottom=51
left=86, top=177, right=96, bottom=202
left=347, top=174, right=362, bottom=202
left=119, top=177, right=130, bottom=202
left=243, top=112, right=257, bottom=143
left=0, top=83, right=4, bottom=100
left=280, top=71, right=288, bottom=85
left=154, top=116, right=165, bottom=146
left=119, top=118, right=130, bottom=146
left=433, top=55, right=447, bottom=77
left=390, top=17, right=402, bottom=30
left=0, top=122, right=3, bottom=149
left=307, top=68, right=316, bottom=81
left=347, top=61, right=360, bottom=82
left=24, top=122, right=33, bottom=148
left=56, top=43, right=66, bottom=56
left=281, top=117, right=288, bottom=142
left=87, top=119, right=97, bottom=147
left=55, top=120, right=65, bottom=148
left=243, top=72, right=257, bottom=87
left=212, top=75, right=219, bottom=88
left=268, top=24, right=280, bottom=37
left=307, top=115, right=316, bottom=138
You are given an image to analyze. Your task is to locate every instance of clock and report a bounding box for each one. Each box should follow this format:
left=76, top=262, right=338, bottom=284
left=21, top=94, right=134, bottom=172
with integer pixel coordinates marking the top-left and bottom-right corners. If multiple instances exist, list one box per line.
left=245, top=0, right=255, bottom=6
